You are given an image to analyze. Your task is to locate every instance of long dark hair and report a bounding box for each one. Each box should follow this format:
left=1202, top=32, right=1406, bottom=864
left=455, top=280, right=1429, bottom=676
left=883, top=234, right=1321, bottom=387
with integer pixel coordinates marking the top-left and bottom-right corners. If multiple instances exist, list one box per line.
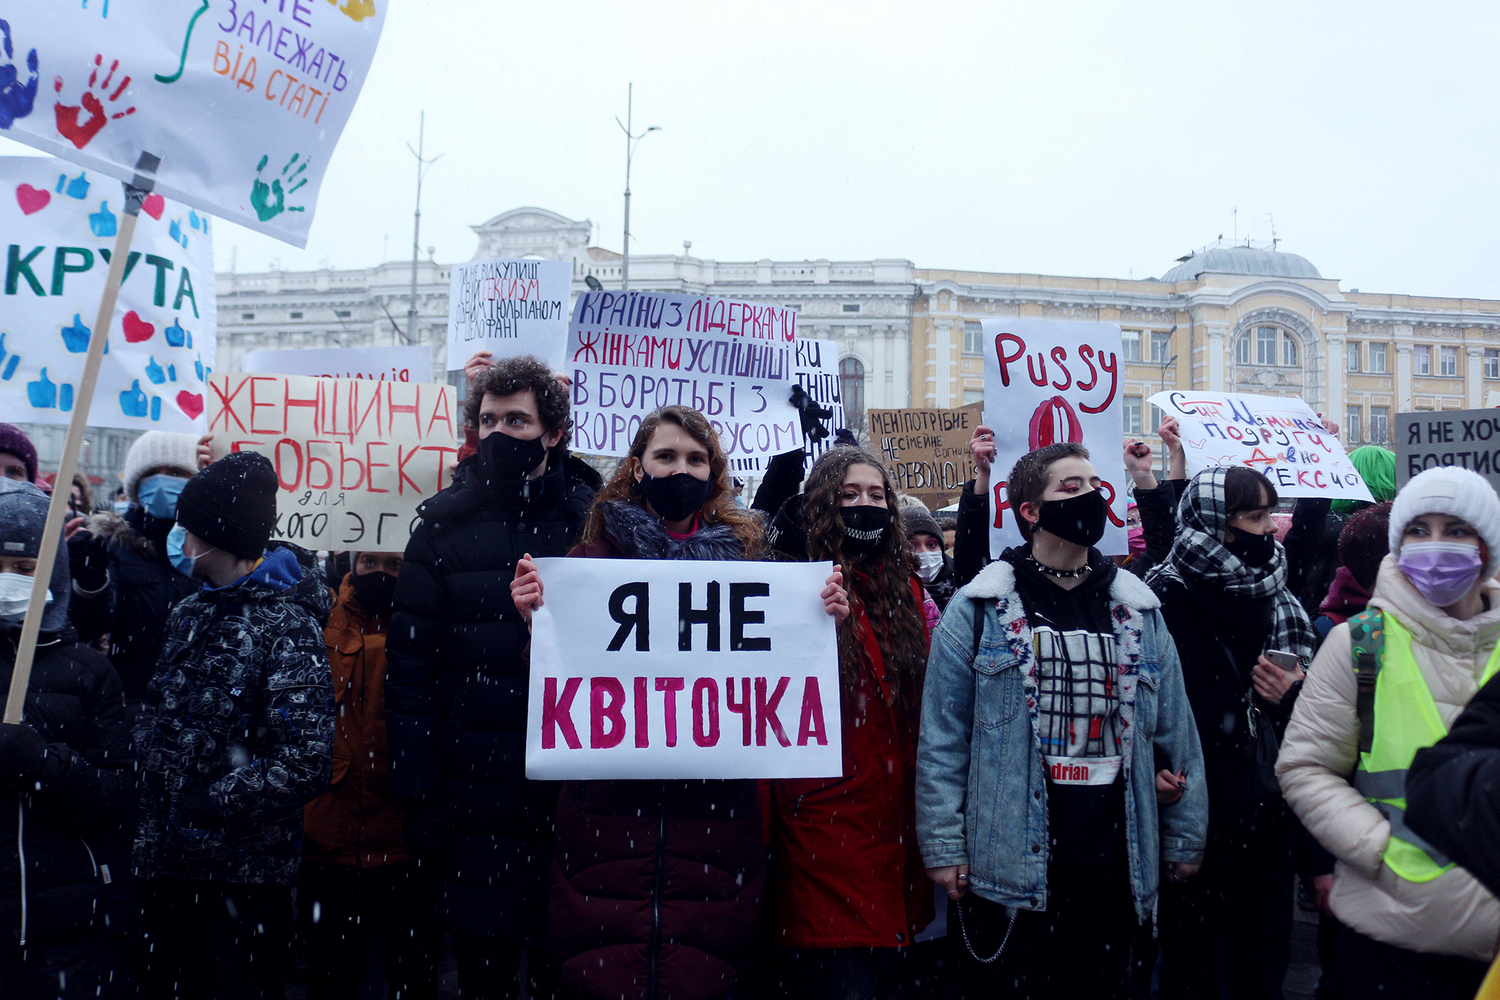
left=801, top=447, right=927, bottom=713
left=580, top=406, right=764, bottom=556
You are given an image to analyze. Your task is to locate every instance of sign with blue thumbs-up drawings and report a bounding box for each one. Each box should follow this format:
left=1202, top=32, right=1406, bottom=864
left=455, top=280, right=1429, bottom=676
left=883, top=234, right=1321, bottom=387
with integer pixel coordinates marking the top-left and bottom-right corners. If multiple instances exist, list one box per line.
left=0, top=155, right=216, bottom=432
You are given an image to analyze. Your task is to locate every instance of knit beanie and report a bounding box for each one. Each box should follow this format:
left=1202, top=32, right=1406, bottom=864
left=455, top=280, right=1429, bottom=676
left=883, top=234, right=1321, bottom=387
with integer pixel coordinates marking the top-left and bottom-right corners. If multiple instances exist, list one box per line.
left=900, top=502, right=942, bottom=543
left=1388, top=466, right=1500, bottom=579
left=175, top=451, right=279, bottom=559
left=1332, top=446, right=1398, bottom=516
left=121, top=431, right=200, bottom=502
left=0, top=479, right=71, bottom=630
left=1339, top=501, right=1392, bottom=592
left=0, top=423, right=38, bottom=483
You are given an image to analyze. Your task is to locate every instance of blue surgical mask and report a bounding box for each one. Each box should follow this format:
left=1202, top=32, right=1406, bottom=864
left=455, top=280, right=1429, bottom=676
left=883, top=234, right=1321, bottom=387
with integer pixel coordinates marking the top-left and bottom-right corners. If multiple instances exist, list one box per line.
left=138, top=474, right=187, bottom=520
left=112, top=500, right=130, bottom=515
left=167, top=524, right=214, bottom=578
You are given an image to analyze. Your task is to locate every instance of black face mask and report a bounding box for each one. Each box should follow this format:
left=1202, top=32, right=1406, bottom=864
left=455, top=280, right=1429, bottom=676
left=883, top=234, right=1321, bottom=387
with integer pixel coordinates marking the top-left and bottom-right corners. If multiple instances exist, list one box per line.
left=839, top=504, right=892, bottom=554
left=1225, top=529, right=1276, bottom=566
left=478, top=431, right=548, bottom=483
left=1036, top=489, right=1108, bottom=548
left=638, top=472, right=715, bottom=523
left=349, top=570, right=398, bottom=616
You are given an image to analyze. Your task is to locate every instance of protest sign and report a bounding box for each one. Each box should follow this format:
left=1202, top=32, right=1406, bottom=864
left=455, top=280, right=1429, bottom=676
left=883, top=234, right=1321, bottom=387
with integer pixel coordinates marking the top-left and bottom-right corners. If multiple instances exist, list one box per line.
left=0, top=155, right=215, bottom=432
left=1150, top=390, right=1373, bottom=502
left=1395, top=409, right=1500, bottom=495
left=729, top=337, right=843, bottom=475
left=206, top=372, right=459, bottom=550
left=526, top=557, right=843, bottom=780
left=242, top=345, right=431, bottom=382
left=567, top=291, right=801, bottom=462
left=982, top=318, right=1127, bottom=555
left=0, top=0, right=383, bottom=247
left=870, top=402, right=982, bottom=508
left=447, top=258, right=572, bottom=371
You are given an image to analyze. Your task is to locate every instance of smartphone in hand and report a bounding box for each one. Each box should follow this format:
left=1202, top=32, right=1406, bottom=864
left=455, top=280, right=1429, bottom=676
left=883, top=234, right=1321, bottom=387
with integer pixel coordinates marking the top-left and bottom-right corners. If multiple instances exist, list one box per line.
left=1265, top=649, right=1301, bottom=673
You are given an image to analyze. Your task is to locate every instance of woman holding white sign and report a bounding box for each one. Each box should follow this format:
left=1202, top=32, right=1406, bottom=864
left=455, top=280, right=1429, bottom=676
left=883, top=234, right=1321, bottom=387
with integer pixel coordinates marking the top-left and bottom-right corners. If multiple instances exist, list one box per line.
left=511, top=404, right=849, bottom=1000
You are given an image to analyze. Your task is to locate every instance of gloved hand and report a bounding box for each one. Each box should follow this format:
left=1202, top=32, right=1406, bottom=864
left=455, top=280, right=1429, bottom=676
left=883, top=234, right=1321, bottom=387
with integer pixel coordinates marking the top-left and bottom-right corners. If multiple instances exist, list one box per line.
left=0, top=722, right=52, bottom=791
left=789, top=384, right=833, bottom=444
left=67, top=528, right=109, bottom=592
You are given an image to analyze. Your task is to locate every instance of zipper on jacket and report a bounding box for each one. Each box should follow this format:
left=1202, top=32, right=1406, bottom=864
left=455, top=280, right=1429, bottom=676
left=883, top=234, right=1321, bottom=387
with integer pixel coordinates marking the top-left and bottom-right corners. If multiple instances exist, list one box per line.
left=16, top=800, right=27, bottom=947
left=648, top=782, right=667, bottom=1000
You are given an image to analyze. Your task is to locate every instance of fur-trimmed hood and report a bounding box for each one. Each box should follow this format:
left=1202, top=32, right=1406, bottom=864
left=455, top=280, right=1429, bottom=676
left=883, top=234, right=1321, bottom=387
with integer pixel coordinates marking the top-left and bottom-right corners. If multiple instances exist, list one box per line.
left=84, top=508, right=163, bottom=558
left=962, top=555, right=1162, bottom=611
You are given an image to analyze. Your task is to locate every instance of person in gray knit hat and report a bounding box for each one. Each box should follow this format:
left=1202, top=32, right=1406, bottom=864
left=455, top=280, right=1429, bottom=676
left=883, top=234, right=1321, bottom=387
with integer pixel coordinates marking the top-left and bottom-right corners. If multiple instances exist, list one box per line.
left=67, top=431, right=208, bottom=702
left=900, top=499, right=956, bottom=611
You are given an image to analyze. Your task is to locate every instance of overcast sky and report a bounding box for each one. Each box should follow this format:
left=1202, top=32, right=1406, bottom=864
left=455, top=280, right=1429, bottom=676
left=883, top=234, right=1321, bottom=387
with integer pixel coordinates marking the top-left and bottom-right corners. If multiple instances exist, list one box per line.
left=6, top=1, right=1497, bottom=297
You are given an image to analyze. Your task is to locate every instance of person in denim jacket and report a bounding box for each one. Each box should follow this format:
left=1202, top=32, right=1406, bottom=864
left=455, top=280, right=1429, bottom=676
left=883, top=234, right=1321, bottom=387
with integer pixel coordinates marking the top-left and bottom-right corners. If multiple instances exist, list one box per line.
left=916, top=441, right=1207, bottom=1000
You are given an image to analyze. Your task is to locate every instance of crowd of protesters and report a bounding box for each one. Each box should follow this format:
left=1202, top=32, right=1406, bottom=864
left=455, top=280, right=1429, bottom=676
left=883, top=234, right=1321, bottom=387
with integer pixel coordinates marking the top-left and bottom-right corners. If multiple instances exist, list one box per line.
left=3, top=346, right=1500, bottom=1000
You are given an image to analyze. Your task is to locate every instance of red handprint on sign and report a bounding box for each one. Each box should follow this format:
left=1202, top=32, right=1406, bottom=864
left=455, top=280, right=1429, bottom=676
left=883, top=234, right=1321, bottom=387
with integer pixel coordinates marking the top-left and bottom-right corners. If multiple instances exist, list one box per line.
left=54, top=55, right=136, bottom=149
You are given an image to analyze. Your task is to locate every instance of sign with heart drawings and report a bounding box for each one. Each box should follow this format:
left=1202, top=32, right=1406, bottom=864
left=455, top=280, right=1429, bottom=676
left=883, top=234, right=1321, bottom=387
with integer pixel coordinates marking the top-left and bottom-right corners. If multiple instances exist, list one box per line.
left=0, top=155, right=216, bottom=432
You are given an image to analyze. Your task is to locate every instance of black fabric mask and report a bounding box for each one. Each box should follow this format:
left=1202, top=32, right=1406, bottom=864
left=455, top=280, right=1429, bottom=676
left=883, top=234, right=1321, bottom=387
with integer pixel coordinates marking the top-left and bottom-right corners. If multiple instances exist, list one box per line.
left=1225, top=529, right=1276, bottom=567
left=638, top=472, right=715, bottom=523
left=1036, top=489, right=1108, bottom=548
left=839, top=504, right=892, bottom=554
left=349, top=570, right=398, bottom=616
left=478, top=431, right=548, bottom=483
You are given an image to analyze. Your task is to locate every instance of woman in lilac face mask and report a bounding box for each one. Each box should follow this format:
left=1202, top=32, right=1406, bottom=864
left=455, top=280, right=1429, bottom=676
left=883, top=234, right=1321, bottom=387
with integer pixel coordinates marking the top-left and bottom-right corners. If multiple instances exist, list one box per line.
left=1279, top=465, right=1500, bottom=1000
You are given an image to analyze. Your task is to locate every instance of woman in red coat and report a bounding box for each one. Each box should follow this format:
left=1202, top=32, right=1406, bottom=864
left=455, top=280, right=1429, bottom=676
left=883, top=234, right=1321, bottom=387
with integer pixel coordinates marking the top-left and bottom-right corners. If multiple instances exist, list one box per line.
left=765, top=447, right=934, bottom=1000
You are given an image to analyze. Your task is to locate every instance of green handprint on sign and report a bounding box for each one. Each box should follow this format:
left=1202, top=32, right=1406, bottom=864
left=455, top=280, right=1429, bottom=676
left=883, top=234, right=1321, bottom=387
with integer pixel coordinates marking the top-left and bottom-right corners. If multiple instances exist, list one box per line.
left=250, top=152, right=309, bottom=223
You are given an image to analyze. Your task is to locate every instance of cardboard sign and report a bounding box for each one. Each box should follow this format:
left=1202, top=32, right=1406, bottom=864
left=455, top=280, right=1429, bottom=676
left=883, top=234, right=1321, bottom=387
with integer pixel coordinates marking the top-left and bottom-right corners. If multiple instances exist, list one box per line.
left=1395, top=409, right=1500, bottom=495
left=0, top=0, right=384, bottom=247
left=870, top=403, right=982, bottom=508
left=446, top=258, right=572, bottom=372
left=241, top=345, right=430, bottom=382
left=729, top=337, right=843, bottom=475
left=206, top=372, right=459, bottom=550
left=526, top=557, right=843, bottom=780
left=567, top=291, right=801, bottom=461
left=0, top=155, right=215, bottom=432
left=1150, top=390, right=1373, bottom=502
left=982, top=318, right=1127, bottom=555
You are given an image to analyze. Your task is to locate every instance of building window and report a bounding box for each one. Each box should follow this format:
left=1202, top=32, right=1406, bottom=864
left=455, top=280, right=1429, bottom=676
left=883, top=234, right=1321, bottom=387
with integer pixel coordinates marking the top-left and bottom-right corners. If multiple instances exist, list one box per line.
left=1346, top=406, right=1362, bottom=444
left=1413, top=345, right=1431, bottom=375
left=842, top=303, right=860, bottom=313
left=1236, top=334, right=1250, bottom=365
left=1150, top=330, right=1172, bottom=364
left=241, top=312, right=255, bottom=320
left=289, top=311, right=303, bottom=320
left=963, top=388, right=984, bottom=406
left=785, top=304, right=801, bottom=313
left=1486, top=349, right=1499, bottom=380
left=1370, top=406, right=1389, bottom=445
left=1347, top=341, right=1360, bottom=372
left=1441, top=346, right=1458, bottom=376
left=1282, top=334, right=1298, bottom=367
left=839, top=357, right=865, bottom=427
left=1123, top=396, right=1143, bottom=436
left=1150, top=404, right=1166, bottom=436
left=1369, top=342, right=1388, bottom=373
left=1255, top=327, right=1277, bottom=365
left=1122, top=330, right=1142, bottom=362
left=963, top=321, right=984, bottom=356
left=1243, top=325, right=1299, bottom=367
left=335, top=310, right=352, bottom=319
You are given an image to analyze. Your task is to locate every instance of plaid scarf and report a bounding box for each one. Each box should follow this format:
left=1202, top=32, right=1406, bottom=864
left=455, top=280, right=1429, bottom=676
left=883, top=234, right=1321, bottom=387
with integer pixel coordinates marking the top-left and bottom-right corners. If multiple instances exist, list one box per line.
left=1146, top=468, right=1316, bottom=663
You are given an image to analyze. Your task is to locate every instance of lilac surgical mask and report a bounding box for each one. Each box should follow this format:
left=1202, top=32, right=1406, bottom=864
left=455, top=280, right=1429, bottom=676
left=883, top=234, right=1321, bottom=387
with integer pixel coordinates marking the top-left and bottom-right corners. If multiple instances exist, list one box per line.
left=1397, top=541, right=1484, bottom=608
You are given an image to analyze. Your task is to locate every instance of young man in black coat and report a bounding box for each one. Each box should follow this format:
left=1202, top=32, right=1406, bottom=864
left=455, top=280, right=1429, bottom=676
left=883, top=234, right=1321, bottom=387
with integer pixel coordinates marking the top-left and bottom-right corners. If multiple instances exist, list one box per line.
left=386, top=354, right=600, bottom=999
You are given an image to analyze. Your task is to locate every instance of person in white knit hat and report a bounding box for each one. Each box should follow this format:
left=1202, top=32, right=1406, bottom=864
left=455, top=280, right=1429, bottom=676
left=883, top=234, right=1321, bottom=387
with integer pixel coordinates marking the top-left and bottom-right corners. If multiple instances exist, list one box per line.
left=1278, top=464, right=1500, bottom=1000
left=66, top=431, right=211, bottom=702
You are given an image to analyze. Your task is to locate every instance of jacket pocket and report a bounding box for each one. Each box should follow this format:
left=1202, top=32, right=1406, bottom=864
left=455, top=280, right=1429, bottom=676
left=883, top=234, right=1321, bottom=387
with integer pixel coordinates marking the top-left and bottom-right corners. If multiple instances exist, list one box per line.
left=973, top=652, right=1024, bottom=730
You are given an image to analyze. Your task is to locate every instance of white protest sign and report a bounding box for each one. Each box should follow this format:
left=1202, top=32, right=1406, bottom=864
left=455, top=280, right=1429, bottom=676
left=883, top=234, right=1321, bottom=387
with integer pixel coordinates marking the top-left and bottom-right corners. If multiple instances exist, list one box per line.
left=729, top=337, right=843, bottom=475
left=446, top=258, right=571, bottom=371
left=526, top=557, right=843, bottom=781
left=206, top=372, right=459, bottom=550
left=242, top=345, right=430, bottom=382
left=982, top=318, right=1128, bottom=556
left=567, top=291, right=801, bottom=461
left=0, top=155, right=215, bottom=432
left=0, top=0, right=384, bottom=247
left=1149, top=390, right=1373, bottom=502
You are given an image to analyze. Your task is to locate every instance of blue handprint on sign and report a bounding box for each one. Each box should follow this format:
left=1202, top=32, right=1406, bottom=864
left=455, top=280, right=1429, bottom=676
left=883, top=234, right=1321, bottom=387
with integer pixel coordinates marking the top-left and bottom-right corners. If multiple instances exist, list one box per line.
left=150, top=396, right=161, bottom=421
left=56, top=171, right=90, bottom=200
left=167, top=364, right=177, bottom=383
left=119, top=379, right=149, bottom=418
left=28, top=368, right=57, bottom=408
left=145, top=355, right=166, bottom=385
left=89, top=201, right=117, bottom=237
left=0, top=20, right=39, bottom=131
left=59, top=314, right=106, bottom=354
left=0, top=333, right=20, bottom=380
left=168, top=218, right=187, bottom=248
left=164, top=318, right=191, bottom=349
left=193, top=354, right=208, bottom=382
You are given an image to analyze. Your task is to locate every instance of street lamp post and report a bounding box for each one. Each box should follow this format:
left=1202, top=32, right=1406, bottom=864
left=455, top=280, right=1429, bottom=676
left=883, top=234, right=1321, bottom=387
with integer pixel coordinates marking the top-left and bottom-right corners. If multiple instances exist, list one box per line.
left=405, top=111, right=443, bottom=344
left=1155, top=324, right=1178, bottom=474
left=617, top=83, right=660, bottom=292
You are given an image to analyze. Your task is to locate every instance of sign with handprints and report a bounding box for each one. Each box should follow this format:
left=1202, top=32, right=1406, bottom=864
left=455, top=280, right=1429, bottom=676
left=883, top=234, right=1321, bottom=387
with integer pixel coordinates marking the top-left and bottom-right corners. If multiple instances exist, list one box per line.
left=0, top=1, right=384, bottom=248
left=0, top=155, right=216, bottom=432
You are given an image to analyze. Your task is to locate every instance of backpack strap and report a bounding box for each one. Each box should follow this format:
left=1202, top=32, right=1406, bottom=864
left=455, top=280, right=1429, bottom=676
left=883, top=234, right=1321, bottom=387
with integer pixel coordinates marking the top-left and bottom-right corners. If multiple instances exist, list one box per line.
left=1348, top=609, right=1384, bottom=755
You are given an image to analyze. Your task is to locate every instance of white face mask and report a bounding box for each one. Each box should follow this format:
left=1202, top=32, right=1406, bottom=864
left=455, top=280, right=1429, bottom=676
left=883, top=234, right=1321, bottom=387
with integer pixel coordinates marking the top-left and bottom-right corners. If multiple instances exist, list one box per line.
left=0, top=572, right=49, bottom=623
left=914, top=549, right=944, bottom=583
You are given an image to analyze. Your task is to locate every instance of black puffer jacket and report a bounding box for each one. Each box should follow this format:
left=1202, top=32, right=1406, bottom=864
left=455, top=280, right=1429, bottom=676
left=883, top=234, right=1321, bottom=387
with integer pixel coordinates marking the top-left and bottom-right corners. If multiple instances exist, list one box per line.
left=69, top=507, right=198, bottom=700
left=386, top=452, right=600, bottom=941
left=132, top=543, right=334, bottom=887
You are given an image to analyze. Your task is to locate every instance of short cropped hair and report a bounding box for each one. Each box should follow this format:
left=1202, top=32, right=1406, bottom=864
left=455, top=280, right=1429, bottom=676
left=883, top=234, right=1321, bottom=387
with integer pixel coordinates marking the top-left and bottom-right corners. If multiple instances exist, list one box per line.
left=1007, top=442, right=1090, bottom=539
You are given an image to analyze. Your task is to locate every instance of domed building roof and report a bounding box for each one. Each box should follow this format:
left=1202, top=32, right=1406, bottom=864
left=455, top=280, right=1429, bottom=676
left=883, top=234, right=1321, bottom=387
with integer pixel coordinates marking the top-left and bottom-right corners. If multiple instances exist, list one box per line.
left=1162, top=245, right=1321, bottom=283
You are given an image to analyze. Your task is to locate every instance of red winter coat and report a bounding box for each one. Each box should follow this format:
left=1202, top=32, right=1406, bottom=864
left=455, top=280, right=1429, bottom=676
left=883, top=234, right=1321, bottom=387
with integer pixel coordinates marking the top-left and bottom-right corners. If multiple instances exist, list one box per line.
left=767, top=575, right=933, bottom=948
